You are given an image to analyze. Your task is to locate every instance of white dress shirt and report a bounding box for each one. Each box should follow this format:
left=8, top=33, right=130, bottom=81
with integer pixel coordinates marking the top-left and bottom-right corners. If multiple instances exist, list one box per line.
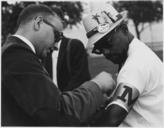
left=52, top=40, right=62, bottom=87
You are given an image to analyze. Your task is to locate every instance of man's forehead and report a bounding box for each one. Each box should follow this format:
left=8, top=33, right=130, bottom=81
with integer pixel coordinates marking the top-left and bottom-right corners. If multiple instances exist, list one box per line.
left=48, top=15, right=63, bottom=32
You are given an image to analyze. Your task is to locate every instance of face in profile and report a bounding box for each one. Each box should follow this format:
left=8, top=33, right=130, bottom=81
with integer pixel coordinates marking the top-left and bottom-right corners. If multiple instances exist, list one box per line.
left=36, top=15, right=63, bottom=59
left=93, top=29, right=128, bottom=64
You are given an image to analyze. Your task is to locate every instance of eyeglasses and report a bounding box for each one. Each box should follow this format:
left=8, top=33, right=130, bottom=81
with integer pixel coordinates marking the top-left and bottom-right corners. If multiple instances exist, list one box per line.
left=43, top=19, right=63, bottom=43
left=92, top=28, right=117, bottom=54
left=92, top=39, right=107, bottom=54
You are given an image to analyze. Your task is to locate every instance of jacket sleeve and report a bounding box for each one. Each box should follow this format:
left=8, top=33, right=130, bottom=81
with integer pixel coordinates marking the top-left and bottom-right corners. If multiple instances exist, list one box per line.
left=2, top=46, right=105, bottom=126
left=66, top=39, right=91, bottom=91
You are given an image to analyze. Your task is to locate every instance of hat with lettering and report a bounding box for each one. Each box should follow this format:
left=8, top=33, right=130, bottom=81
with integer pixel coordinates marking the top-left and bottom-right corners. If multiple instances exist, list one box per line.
left=82, top=4, right=127, bottom=49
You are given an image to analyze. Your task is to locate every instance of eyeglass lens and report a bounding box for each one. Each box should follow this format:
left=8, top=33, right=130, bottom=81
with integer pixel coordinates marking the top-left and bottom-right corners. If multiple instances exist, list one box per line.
left=43, top=19, right=63, bottom=43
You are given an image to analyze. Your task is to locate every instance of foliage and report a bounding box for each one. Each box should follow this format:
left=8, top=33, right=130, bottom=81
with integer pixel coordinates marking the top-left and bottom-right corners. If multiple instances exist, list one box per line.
left=42, top=1, right=83, bottom=27
left=113, top=0, right=163, bottom=39
left=1, top=1, right=83, bottom=44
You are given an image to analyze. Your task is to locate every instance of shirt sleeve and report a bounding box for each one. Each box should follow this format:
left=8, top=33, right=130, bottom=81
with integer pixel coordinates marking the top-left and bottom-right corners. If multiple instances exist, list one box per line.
left=3, top=46, right=105, bottom=125
left=117, top=61, right=147, bottom=94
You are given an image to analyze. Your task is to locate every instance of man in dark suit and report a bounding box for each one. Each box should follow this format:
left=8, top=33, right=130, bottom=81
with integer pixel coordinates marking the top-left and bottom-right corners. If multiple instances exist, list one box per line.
left=2, top=4, right=116, bottom=126
left=44, top=36, right=91, bottom=91
left=43, top=7, right=91, bottom=91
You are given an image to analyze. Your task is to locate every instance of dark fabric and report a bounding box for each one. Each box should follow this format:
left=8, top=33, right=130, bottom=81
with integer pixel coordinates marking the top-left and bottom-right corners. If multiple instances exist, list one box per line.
left=89, top=104, right=128, bottom=126
left=1, top=36, right=105, bottom=126
left=43, top=37, right=91, bottom=91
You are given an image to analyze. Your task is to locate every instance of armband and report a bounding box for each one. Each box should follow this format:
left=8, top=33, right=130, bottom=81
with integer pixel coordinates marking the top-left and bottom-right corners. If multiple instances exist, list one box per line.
left=105, top=83, right=139, bottom=112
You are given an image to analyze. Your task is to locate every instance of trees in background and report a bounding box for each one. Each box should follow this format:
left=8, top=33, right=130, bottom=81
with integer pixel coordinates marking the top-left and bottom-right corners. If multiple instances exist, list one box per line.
left=2, top=1, right=163, bottom=43
left=113, top=0, right=163, bottom=39
left=1, top=1, right=83, bottom=44
left=43, top=1, right=83, bottom=27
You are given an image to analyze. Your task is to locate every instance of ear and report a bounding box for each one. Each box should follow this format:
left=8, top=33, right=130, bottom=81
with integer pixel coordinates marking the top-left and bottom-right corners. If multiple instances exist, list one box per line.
left=33, top=16, right=43, bottom=31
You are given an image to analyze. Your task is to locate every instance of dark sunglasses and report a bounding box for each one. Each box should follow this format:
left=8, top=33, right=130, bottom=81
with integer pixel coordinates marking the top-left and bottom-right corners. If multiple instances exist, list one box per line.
left=43, top=19, right=63, bottom=43
left=92, top=39, right=107, bottom=54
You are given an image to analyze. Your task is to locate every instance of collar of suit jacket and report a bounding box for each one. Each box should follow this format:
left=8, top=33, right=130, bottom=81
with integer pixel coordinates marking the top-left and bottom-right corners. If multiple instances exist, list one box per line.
left=13, top=34, right=36, bottom=54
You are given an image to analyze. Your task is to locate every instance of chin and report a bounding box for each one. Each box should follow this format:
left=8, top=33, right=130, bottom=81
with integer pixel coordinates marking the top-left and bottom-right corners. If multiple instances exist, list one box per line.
left=43, top=49, right=49, bottom=57
left=37, top=52, right=47, bottom=61
left=42, top=53, right=48, bottom=59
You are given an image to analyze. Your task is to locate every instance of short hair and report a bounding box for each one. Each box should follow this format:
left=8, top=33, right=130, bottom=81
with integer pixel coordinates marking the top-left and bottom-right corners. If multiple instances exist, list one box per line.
left=52, top=6, right=66, bottom=28
left=52, top=6, right=64, bottom=21
left=17, top=4, right=55, bottom=27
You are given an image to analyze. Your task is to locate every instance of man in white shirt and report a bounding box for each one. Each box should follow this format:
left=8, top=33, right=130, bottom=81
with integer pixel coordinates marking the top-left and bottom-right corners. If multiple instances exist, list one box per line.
left=82, top=4, right=163, bottom=127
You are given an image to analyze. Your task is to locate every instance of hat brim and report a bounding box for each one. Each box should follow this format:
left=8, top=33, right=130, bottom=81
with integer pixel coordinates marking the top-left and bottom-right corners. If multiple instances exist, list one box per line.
left=86, top=11, right=127, bottom=49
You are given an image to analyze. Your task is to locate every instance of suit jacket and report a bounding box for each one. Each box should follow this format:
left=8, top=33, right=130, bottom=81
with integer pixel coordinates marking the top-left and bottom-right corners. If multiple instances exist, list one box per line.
left=2, top=36, right=105, bottom=126
left=44, top=37, right=91, bottom=91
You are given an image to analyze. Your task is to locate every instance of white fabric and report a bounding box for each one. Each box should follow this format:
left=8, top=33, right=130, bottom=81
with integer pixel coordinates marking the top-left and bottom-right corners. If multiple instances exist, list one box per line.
left=52, top=40, right=61, bottom=87
left=105, top=101, right=128, bottom=112
left=118, top=38, right=163, bottom=127
left=13, top=34, right=36, bottom=54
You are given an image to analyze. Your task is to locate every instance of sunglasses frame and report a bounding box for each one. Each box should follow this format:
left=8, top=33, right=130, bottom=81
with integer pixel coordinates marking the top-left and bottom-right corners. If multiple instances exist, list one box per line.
left=42, top=19, right=63, bottom=43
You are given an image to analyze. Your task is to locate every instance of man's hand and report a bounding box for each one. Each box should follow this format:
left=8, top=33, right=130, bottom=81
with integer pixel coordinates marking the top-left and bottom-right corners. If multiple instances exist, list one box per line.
left=91, top=71, right=116, bottom=94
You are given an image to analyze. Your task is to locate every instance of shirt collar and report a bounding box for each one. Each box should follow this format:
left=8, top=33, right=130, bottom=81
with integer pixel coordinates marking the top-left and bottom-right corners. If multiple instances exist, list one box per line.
left=13, top=34, right=36, bottom=54
left=58, top=40, right=62, bottom=49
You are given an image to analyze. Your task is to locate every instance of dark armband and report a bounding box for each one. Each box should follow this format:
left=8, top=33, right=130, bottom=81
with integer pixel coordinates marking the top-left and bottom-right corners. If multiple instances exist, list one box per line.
left=105, top=83, right=140, bottom=112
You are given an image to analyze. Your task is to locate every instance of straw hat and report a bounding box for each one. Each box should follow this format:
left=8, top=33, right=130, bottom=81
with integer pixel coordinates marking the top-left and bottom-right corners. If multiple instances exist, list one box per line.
left=82, top=4, right=127, bottom=49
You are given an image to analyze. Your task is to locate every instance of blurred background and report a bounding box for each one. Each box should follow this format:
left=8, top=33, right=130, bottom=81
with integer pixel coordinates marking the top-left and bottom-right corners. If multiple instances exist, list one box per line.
left=1, top=0, right=163, bottom=78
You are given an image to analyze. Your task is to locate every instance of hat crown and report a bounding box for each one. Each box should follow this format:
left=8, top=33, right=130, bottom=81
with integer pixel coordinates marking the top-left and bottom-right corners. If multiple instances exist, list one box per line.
left=83, top=4, right=121, bottom=33
left=82, top=4, right=127, bottom=49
